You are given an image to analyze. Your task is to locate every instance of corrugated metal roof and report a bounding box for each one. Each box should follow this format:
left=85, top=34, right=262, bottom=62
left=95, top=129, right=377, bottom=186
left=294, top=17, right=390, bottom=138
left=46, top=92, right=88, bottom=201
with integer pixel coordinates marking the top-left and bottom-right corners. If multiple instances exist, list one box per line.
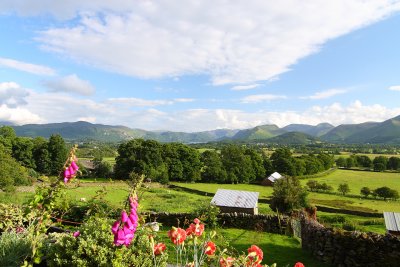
left=211, top=189, right=259, bottom=208
left=268, top=172, right=282, bottom=183
left=384, top=212, right=400, bottom=232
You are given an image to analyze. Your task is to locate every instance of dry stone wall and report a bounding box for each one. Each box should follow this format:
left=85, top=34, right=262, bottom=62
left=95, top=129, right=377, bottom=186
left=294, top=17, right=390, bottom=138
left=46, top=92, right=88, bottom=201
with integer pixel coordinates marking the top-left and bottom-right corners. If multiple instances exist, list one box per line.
left=301, top=216, right=400, bottom=267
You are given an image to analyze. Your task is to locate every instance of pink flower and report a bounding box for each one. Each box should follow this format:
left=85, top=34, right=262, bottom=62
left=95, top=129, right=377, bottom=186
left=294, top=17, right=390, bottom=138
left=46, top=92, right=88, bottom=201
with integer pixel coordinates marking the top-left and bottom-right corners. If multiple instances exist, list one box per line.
left=111, top=221, right=120, bottom=234
left=73, top=231, right=80, bottom=237
left=294, top=263, right=305, bottom=267
left=121, top=211, right=129, bottom=223
left=71, top=161, right=79, bottom=171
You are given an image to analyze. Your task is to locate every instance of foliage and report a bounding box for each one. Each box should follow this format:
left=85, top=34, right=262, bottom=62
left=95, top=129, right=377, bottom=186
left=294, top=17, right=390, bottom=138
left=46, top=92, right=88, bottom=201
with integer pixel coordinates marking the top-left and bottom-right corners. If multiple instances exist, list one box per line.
left=373, top=186, right=399, bottom=200
left=200, top=150, right=227, bottom=183
left=0, top=230, right=32, bottom=267
left=0, top=203, right=27, bottom=232
left=0, top=150, right=30, bottom=190
left=337, top=183, right=350, bottom=195
left=360, top=187, right=371, bottom=198
left=93, top=159, right=113, bottom=178
left=48, top=134, right=68, bottom=175
left=306, top=180, right=333, bottom=193
left=45, top=216, right=165, bottom=267
left=269, top=176, right=309, bottom=213
left=193, top=203, right=220, bottom=229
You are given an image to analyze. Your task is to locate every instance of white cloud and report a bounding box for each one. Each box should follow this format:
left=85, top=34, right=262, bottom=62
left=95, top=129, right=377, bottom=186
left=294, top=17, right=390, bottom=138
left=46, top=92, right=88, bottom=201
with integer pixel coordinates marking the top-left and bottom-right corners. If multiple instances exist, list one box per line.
left=0, top=57, right=56, bottom=76
left=231, top=84, right=260, bottom=91
left=0, top=105, right=43, bottom=125
left=42, top=74, right=95, bottom=95
left=241, top=94, right=287, bottom=103
left=33, top=1, right=400, bottom=85
left=388, top=85, right=400, bottom=91
left=3, top=84, right=399, bottom=131
left=0, top=82, right=29, bottom=108
left=173, top=98, right=194, bottom=103
left=300, top=88, right=347, bottom=100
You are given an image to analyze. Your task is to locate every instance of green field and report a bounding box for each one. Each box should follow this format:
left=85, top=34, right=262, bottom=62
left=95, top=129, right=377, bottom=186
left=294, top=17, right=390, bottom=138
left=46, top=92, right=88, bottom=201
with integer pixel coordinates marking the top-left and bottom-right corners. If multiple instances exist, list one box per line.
left=302, top=169, right=400, bottom=193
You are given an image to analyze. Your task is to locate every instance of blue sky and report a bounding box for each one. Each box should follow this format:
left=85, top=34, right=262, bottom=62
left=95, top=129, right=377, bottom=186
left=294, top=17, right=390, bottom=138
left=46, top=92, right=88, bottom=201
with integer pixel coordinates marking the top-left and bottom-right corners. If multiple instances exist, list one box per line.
left=1, top=1, right=400, bottom=132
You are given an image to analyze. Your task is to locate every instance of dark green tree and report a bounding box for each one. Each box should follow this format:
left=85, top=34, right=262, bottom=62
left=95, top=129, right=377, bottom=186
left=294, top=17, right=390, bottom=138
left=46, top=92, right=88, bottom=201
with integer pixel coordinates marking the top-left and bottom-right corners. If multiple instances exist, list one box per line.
left=221, top=145, right=254, bottom=183
left=337, top=183, right=350, bottom=195
left=0, top=126, right=16, bottom=154
left=32, top=137, right=51, bottom=174
left=387, top=157, right=400, bottom=171
left=335, top=157, right=346, bottom=168
left=48, top=134, right=68, bottom=175
left=374, top=186, right=399, bottom=200
left=200, top=150, right=227, bottom=183
left=269, top=176, right=309, bottom=213
left=114, top=139, right=167, bottom=182
left=244, top=148, right=266, bottom=182
left=360, top=187, right=371, bottom=198
left=373, top=156, right=388, bottom=172
left=270, top=148, right=296, bottom=176
left=12, top=137, right=35, bottom=169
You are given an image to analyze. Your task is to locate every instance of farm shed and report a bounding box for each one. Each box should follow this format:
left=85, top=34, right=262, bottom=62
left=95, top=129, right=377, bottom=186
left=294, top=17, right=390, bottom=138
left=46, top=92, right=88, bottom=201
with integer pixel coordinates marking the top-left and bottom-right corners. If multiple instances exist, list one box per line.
left=262, top=172, right=283, bottom=186
left=384, top=211, right=400, bottom=235
left=210, top=189, right=259, bottom=215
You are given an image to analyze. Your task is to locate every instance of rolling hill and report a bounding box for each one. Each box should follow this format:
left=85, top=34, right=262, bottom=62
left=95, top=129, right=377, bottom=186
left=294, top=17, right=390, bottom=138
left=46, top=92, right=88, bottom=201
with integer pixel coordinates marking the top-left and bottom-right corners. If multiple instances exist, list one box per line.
left=320, top=122, right=380, bottom=143
left=263, top=131, right=321, bottom=144
left=230, top=124, right=286, bottom=140
left=282, top=123, right=334, bottom=137
left=4, top=114, right=400, bottom=144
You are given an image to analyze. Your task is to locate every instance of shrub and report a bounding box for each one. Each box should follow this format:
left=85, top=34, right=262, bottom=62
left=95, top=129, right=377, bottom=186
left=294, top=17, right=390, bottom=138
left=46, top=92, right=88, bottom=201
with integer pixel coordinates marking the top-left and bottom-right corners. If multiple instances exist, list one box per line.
left=0, top=231, right=32, bottom=267
left=337, top=183, right=350, bottom=196
left=269, top=176, right=309, bottom=213
left=45, top=216, right=166, bottom=267
left=0, top=203, right=27, bottom=232
left=360, top=187, right=371, bottom=198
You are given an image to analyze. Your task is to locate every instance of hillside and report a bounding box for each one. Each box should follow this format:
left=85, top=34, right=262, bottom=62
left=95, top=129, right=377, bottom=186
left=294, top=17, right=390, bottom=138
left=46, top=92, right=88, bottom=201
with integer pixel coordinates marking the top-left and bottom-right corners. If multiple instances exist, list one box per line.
left=283, top=123, right=334, bottom=137
left=264, top=131, right=320, bottom=144
left=230, top=124, right=286, bottom=140
left=320, top=122, right=379, bottom=143
left=7, top=114, right=400, bottom=144
left=11, top=121, right=238, bottom=143
left=345, top=115, right=400, bottom=144
left=13, top=121, right=147, bottom=142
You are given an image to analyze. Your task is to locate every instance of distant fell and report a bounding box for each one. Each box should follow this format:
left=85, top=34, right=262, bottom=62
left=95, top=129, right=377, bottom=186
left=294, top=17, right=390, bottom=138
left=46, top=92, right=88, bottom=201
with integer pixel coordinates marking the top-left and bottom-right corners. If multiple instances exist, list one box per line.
left=6, top=114, right=400, bottom=144
left=231, top=124, right=285, bottom=140
left=264, top=131, right=320, bottom=144
left=282, top=123, right=334, bottom=137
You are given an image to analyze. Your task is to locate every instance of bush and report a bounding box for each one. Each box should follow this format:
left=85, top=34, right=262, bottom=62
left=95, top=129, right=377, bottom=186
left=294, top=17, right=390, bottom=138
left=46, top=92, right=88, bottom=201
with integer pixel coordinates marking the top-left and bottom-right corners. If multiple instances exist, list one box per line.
left=269, top=176, right=309, bottom=213
left=0, top=151, right=30, bottom=190
left=0, top=203, right=27, bottom=232
left=0, top=231, right=32, bottom=267
left=45, top=216, right=167, bottom=267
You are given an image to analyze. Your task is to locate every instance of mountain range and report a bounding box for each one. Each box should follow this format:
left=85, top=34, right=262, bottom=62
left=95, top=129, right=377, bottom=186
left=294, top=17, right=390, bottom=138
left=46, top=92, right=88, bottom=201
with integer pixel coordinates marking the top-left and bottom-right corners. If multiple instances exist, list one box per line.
left=3, top=115, right=400, bottom=144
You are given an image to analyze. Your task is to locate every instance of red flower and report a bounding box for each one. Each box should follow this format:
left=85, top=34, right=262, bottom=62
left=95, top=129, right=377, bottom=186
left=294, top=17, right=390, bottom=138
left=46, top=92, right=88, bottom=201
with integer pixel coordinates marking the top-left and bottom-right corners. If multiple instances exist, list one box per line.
left=247, top=245, right=263, bottom=266
left=205, top=241, right=216, bottom=255
left=168, top=227, right=187, bottom=245
left=219, top=256, right=235, bottom=267
left=153, top=243, right=166, bottom=255
left=186, top=218, right=205, bottom=237
left=294, top=262, right=305, bottom=267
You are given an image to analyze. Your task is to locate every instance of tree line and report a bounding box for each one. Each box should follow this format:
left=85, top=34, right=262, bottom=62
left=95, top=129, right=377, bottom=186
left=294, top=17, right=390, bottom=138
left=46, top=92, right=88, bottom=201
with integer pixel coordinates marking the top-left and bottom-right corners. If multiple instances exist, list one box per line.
left=114, top=140, right=335, bottom=183
left=0, top=126, right=68, bottom=191
left=335, top=154, right=400, bottom=171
